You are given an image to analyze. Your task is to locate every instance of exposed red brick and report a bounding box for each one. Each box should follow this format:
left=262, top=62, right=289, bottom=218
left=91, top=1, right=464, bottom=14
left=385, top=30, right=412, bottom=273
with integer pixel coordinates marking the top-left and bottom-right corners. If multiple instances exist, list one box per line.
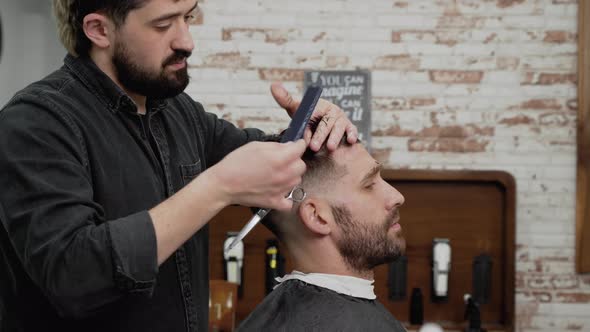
left=522, top=72, right=577, bottom=85
left=296, top=55, right=322, bottom=64
left=223, top=28, right=264, bottom=41
left=567, top=99, right=578, bottom=111
left=189, top=9, right=204, bottom=25
left=515, top=272, right=526, bottom=288
left=429, top=70, right=484, bottom=84
left=525, top=274, right=580, bottom=290
left=222, top=28, right=296, bottom=45
left=326, top=56, right=350, bottom=68
left=265, top=34, right=289, bottom=45
left=443, top=1, right=461, bottom=16
left=210, top=104, right=227, bottom=112
left=373, top=125, right=415, bottom=137
left=497, top=0, right=525, bottom=8
left=555, top=292, right=590, bottom=303
left=372, top=97, right=408, bottom=111
left=312, top=32, right=327, bottom=42
left=391, top=30, right=461, bottom=46
left=497, top=57, right=520, bottom=70
left=550, top=140, right=574, bottom=146
left=516, top=302, right=539, bottom=329
left=373, top=124, right=493, bottom=138
left=371, top=148, right=392, bottom=163
left=240, top=116, right=272, bottom=122
left=202, top=52, right=251, bottom=68
left=517, top=290, right=553, bottom=302
left=544, top=31, right=577, bottom=44
left=221, top=113, right=232, bottom=121
left=566, top=324, right=584, bottom=331
left=408, top=138, right=490, bottom=153
left=410, top=98, right=437, bottom=107
left=552, top=275, right=580, bottom=289
left=539, top=112, right=570, bottom=126
left=393, top=1, right=408, bottom=8
left=425, top=124, right=493, bottom=138
left=499, top=115, right=535, bottom=126
left=258, top=68, right=304, bottom=82
left=436, top=33, right=459, bottom=46
left=484, top=33, right=498, bottom=44
left=527, top=31, right=541, bottom=40
left=437, top=16, right=485, bottom=29
left=518, top=98, right=563, bottom=110
left=374, top=55, right=421, bottom=70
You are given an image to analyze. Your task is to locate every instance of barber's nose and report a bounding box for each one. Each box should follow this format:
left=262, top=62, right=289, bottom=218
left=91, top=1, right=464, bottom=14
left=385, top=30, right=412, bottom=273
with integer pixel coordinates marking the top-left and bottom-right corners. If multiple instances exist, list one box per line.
left=173, top=25, right=195, bottom=53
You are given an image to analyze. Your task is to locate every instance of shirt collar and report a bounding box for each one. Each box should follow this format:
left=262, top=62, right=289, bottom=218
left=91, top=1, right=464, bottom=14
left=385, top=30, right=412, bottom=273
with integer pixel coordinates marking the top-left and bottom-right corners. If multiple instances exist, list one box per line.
left=64, top=54, right=168, bottom=115
left=276, top=270, right=376, bottom=300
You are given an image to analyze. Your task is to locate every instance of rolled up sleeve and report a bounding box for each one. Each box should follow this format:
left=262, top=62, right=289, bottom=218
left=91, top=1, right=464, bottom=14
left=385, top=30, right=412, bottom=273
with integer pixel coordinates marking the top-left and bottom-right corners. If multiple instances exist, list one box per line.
left=109, top=210, right=158, bottom=293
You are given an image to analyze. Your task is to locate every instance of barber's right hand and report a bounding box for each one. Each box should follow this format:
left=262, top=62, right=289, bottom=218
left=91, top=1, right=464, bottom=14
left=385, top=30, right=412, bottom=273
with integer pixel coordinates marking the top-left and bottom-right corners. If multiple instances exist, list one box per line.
left=209, top=139, right=307, bottom=211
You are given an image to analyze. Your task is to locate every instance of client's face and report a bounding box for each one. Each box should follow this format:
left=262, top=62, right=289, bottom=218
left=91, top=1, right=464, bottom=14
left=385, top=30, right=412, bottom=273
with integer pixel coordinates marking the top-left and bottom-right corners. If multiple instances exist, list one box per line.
left=327, top=144, right=406, bottom=272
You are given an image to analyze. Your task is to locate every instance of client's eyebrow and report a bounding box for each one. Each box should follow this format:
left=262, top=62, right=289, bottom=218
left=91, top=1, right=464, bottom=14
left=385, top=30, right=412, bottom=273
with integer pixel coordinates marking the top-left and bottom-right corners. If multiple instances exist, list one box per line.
left=360, top=162, right=382, bottom=184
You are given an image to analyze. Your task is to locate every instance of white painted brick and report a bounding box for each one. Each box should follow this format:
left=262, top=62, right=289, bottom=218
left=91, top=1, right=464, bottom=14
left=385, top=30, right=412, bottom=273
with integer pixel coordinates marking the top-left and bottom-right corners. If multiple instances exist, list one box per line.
left=371, top=70, right=430, bottom=83
left=536, top=303, right=590, bottom=317
left=376, top=15, right=438, bottom=29
left=518, top=233, right=576, bottom=248
left=452, top=43, right=498, bottom=56
left=521, top=55, right=577, bottom=71
left=528, top=316, right=590, bottom=332
left=484, top=71, right=523, bottom=84
left=398, top=1, right=446, bottom=15
left=406, top=43, right=454, bottom=56
left=518, top=218, right=575, bottom=235
left=543, top=166, right=576, bottom=180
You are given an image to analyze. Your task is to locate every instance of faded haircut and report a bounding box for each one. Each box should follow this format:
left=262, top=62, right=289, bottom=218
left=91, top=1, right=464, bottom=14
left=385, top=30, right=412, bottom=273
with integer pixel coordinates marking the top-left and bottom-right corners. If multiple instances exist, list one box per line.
left=52, top=0, right=149, bottom=57
left=261, top=117, right=354, bottom=238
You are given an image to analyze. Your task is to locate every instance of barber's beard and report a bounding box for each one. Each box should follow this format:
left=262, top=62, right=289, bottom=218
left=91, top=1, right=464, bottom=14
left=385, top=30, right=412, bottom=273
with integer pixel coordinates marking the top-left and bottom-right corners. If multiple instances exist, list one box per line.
left=112, top=42, right=190, bottom=99
left=332, top=205, right=405, bottom=273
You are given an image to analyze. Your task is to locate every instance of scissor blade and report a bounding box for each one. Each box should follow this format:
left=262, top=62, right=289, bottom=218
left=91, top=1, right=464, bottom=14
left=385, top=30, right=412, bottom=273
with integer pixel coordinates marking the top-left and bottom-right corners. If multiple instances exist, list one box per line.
left=225, top=208, right=270, bottom=253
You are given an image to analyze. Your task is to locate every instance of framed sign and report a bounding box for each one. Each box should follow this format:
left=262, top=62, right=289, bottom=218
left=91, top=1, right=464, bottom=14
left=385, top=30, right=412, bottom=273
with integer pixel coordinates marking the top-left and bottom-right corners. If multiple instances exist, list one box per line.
left=304, top=70, right=372, bottom=150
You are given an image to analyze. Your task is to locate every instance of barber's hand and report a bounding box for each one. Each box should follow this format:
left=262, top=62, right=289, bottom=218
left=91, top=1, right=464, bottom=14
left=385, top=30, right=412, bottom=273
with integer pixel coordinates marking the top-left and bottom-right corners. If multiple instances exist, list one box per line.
left=271, top=82, right=358, bottom=152
left=209, top=140, right=307, bottom=211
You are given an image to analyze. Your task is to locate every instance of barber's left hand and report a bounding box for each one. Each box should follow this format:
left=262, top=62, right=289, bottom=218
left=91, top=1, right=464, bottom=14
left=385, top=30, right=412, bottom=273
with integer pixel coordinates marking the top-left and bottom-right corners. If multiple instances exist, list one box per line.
left=270, top=82, right=358, bottom=152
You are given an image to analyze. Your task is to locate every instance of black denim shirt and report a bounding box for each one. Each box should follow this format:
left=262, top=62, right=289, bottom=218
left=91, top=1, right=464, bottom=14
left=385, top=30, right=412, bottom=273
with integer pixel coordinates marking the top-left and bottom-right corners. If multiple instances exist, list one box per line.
left=0, top=54, right=264, bottom=332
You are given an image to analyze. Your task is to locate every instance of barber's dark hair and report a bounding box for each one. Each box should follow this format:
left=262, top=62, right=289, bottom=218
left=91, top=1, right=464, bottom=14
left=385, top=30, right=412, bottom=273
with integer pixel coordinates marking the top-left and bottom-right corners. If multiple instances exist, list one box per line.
left=259, top=117, right=353, bottom=238
left=53, top=0, right=148, bottom=56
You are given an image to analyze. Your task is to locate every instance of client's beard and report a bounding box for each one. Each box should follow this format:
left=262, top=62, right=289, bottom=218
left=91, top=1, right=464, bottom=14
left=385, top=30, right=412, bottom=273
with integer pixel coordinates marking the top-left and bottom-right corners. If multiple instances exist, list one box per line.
left=332, top=205, right=405, bottom=273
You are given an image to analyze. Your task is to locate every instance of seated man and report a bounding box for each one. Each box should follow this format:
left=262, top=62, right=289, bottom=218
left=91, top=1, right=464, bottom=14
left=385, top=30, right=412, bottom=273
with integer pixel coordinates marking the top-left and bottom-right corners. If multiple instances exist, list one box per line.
left=237, top=120, right=407, bottom=332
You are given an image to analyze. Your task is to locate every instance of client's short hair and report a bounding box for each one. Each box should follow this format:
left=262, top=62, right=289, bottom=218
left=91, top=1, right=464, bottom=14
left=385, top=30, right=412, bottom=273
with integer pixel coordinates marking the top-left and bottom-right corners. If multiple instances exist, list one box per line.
left=260, top=117, right=354, bottom=238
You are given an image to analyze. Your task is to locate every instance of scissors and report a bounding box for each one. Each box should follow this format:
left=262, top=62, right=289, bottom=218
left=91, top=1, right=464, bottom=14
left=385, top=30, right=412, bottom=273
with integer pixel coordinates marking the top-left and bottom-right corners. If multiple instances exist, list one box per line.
left=225, top=86, right=323, bottom=253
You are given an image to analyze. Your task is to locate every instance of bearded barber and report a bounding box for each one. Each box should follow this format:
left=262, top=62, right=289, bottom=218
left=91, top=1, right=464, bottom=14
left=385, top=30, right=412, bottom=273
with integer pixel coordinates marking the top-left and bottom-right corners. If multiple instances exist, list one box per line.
left=0, top=1, right=357, bottom=331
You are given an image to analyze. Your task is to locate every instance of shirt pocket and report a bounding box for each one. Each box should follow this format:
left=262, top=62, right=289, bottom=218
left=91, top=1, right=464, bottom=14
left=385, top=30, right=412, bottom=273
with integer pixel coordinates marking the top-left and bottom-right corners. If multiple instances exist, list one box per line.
left=179, top=160, right=202, bottom=186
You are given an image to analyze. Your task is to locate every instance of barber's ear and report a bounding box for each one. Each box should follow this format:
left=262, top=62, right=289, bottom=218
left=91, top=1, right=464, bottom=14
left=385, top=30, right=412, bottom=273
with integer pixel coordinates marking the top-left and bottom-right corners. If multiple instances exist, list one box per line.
left=82, top=13, right=114, bottom=49
left=297, top=199, right=333, bottom=236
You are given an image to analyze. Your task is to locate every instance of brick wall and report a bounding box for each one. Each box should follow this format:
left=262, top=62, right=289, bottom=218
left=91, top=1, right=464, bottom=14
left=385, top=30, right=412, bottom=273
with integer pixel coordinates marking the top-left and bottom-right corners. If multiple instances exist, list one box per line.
left=186, top=0, right=587, bottom=331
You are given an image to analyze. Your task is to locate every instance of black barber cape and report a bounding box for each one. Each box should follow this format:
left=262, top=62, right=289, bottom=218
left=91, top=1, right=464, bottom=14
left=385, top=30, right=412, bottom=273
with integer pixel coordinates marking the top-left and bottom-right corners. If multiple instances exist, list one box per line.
left=237, top=279, right=406, bottom=332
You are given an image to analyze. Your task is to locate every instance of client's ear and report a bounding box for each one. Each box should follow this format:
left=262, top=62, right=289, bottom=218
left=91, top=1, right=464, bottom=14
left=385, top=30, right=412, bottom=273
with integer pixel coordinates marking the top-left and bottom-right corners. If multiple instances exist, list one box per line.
left=297, top=198, right=333, bottom=236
